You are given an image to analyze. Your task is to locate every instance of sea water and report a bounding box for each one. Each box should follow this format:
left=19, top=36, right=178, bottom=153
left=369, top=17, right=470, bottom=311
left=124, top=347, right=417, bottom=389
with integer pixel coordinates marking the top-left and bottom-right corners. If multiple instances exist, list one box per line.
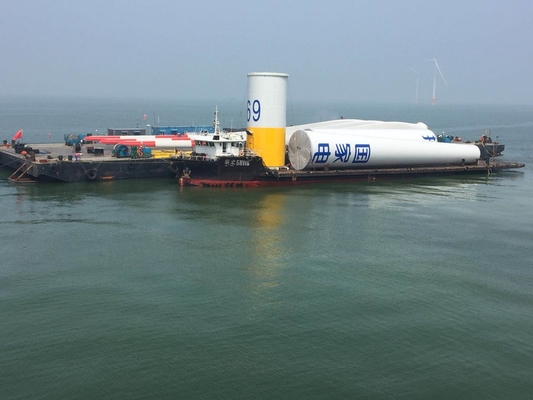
left=1, top=98, right=532, bottom=399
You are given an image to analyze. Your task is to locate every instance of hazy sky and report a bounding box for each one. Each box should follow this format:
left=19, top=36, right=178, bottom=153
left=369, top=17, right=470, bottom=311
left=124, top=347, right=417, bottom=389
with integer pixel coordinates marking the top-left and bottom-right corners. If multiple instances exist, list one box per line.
left=1, top=0, right=531, bottom=104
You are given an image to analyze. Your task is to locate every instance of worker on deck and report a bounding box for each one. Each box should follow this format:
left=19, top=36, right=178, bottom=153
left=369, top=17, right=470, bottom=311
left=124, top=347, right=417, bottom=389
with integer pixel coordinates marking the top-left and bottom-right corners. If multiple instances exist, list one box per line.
left=72, top=141, right=82, bottom=161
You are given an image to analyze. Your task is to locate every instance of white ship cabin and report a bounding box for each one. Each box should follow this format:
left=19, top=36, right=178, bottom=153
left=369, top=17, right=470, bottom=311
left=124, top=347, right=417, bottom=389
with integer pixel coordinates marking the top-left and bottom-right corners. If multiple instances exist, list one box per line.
left=190, top=131, right=246, bottom=159
left=189, top=107, right=246, bottom=159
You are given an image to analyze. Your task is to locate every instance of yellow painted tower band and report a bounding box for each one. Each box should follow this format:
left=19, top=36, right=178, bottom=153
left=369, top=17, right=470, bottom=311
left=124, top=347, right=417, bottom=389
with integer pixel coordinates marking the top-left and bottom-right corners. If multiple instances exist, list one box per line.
left=247, top=127, right=286, bottom=167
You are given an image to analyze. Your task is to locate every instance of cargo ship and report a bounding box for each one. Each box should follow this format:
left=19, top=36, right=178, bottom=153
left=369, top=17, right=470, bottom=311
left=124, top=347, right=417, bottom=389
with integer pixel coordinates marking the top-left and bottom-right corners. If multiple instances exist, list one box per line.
left=172, top=72, right=525, bottom=187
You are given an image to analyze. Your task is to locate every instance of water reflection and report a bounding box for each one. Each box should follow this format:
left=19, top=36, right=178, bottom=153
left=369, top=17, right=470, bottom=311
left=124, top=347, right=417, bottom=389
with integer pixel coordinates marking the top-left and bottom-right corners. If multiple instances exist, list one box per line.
left=245, top=192, right=287, bottom=285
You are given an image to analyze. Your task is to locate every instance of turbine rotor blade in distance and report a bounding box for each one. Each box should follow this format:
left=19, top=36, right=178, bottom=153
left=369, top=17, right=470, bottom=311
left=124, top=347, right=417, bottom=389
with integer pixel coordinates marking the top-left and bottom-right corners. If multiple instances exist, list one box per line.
left=434, top=61, right=447, bottom=85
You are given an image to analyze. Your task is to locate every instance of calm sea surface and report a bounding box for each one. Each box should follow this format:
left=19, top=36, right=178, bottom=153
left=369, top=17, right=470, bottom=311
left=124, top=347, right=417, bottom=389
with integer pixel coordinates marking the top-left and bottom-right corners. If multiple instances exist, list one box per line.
left=1, top=98, right=532, bottom=399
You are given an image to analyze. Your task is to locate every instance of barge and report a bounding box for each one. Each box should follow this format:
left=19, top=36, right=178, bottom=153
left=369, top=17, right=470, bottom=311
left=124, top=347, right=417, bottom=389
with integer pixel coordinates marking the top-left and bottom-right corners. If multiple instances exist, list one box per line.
left=0, top=142, right=179, bottom=182
left=0, top=124, right=206, bottom=182
left=172, top=139, right=524, bottom=188
left=171, top=72, right=524, bottom=188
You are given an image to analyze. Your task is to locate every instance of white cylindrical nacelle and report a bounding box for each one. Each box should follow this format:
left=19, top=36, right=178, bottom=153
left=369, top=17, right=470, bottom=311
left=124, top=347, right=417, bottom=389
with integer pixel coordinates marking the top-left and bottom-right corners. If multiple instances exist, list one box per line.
left=288, top=130, right=480, bottom=171
left=246, top=72, right=288, bottom=167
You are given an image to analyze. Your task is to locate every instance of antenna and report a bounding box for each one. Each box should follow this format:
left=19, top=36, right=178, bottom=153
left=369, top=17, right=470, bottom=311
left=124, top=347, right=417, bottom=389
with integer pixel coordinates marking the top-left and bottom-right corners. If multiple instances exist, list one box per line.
left=213, top=106, right=221, bottom=134
left=425, top=58, right=447, bottom=105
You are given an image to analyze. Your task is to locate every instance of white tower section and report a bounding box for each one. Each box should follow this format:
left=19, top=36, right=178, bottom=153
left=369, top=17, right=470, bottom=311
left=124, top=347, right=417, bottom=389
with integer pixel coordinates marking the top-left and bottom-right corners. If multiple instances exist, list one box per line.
left=246, top=72, right=288, bottom=167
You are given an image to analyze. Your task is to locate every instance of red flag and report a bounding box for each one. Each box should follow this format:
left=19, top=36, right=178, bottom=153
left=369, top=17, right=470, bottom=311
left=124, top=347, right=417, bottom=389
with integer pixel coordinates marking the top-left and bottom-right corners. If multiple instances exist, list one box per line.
left=12, top=129, right=23, bottom=141
left=143, top=114, right=147, bottom=120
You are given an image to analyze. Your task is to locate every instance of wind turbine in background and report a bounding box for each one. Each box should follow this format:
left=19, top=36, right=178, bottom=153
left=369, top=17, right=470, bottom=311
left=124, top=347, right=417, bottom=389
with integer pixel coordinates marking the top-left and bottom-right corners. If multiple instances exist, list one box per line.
left=425, top=58, right=447, bottom=105
left=409, top=67, right=420, bottom=104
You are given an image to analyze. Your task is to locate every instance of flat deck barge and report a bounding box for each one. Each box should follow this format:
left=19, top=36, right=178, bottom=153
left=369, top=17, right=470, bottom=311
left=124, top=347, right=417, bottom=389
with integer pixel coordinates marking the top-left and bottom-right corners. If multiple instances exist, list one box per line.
left=174, top=154, right=525, bottom=188
left=0, top=143, right=178, bottom=182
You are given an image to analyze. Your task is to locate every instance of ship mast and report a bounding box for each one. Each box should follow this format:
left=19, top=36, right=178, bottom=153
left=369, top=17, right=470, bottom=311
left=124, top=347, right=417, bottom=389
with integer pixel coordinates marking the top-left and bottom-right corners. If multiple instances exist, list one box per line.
left=213, top=106, right=221, bottom=135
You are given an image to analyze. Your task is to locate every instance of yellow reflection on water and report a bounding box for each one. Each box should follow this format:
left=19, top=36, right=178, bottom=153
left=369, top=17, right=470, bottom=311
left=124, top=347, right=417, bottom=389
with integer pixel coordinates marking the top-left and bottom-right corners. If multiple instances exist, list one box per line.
left=243, top=192, right=288, bottom=309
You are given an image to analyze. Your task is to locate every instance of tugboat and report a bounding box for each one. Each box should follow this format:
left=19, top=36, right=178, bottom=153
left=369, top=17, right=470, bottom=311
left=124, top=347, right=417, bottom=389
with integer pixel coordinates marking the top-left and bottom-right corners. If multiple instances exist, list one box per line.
left=175, top=108, right=263, bottom=187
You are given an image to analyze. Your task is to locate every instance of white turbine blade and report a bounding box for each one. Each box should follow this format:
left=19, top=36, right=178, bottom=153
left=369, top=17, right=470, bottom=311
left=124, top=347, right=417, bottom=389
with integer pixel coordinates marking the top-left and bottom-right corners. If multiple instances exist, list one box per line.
left=434, top=61, right=448, bottom=85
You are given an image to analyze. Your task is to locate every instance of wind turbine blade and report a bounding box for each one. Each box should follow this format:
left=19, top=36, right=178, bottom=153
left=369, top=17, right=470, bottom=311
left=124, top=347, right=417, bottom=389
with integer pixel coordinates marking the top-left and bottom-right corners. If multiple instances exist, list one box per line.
left=434, top=61, right=448, bottom=85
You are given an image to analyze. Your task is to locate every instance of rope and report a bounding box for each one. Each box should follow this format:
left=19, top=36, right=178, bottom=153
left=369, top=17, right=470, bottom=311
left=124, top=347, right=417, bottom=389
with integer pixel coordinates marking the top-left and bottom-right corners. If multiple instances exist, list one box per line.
left=0, top=159, right=20, bottom=169
left=77, top=159, right=105, bottom=174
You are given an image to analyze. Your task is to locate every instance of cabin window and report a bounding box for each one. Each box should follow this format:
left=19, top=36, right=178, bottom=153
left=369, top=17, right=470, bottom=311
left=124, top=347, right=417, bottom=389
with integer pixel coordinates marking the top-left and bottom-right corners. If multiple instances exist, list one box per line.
left=222, top=142, right=227, bottom=153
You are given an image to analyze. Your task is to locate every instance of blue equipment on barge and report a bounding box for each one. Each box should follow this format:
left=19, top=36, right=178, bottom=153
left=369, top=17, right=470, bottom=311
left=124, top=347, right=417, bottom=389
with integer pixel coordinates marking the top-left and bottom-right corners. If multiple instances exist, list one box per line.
left=64, top=133, right=87, bottom=146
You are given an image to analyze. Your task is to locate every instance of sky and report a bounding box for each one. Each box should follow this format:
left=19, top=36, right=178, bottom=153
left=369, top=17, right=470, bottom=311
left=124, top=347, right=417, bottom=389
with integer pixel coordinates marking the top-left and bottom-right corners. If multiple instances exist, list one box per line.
left=1, top=0, right=532, bottom=105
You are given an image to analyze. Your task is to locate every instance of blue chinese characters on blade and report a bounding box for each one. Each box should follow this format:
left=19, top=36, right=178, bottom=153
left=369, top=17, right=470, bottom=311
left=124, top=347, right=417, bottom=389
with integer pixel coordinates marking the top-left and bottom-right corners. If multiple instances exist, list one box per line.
left=312, top=143, right=371, bottom=164
left=312, top=143, right=331, bottom=163
left=353, top=144, right=371, bottom=163
left=334, top=144, right=351, bottom=162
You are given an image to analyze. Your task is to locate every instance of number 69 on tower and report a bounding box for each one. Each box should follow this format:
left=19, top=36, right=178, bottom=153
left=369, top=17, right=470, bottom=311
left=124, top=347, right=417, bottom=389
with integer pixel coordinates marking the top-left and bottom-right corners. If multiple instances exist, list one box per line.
left=247, top=100, right=261, bottom=122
